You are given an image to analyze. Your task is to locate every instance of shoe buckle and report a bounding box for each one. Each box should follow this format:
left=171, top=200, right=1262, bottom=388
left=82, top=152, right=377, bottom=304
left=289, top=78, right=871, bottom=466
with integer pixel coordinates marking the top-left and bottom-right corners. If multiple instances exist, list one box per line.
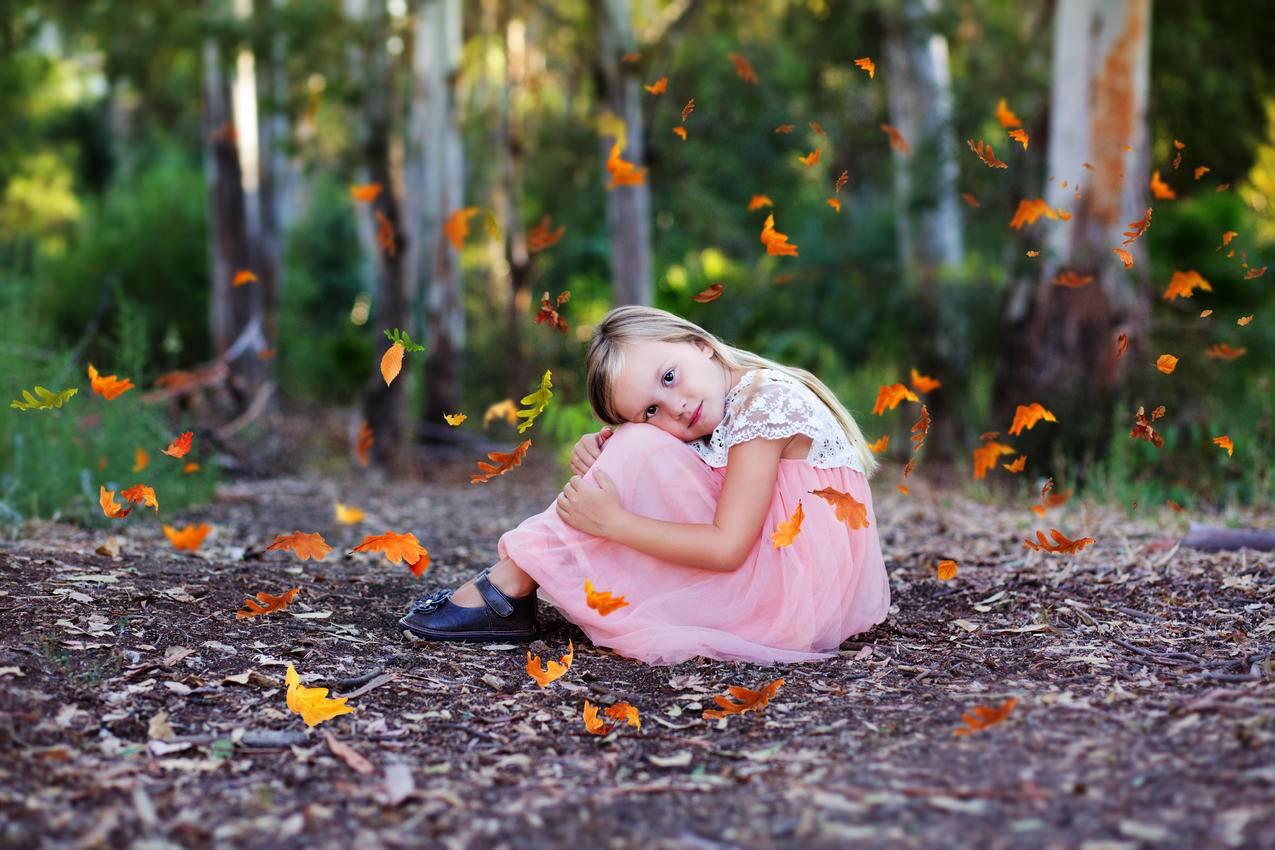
left=409, top=588, right=451, bottom=615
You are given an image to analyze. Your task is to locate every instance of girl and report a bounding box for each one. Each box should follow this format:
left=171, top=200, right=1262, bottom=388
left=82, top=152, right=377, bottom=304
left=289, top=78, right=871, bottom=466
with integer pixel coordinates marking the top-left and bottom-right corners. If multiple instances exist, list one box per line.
left=400, top=305, right=891, bottom=666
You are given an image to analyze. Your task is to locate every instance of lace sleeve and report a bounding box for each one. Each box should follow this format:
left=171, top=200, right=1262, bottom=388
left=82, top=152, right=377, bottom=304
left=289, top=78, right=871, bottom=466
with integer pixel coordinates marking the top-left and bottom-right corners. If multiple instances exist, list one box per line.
left=722, top=379, right=821, bottom=450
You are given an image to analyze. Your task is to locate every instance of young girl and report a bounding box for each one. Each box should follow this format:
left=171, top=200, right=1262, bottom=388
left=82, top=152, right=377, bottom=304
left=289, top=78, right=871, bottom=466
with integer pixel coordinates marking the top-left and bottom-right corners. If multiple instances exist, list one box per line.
left=399, top=305, right=891, bottom=666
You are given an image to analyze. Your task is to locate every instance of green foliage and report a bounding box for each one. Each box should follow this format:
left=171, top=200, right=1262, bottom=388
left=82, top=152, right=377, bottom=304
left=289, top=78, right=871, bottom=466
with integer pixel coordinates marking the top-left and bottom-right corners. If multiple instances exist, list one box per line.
left=384, top=328, right=425, bottom=352
left=537, top=396, right=607, bottom=489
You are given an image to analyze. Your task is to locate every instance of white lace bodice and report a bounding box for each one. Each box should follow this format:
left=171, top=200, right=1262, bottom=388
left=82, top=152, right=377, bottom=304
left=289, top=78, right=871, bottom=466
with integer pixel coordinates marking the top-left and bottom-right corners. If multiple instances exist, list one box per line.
left=687, top=368, right=865, bottom=472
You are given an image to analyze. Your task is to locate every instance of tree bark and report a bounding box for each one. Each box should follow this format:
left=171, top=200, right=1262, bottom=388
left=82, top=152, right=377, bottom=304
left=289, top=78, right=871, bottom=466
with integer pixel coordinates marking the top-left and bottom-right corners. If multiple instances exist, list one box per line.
left=591, top=0, right=652, bottom=307
left=992, top=0, right=1152, bottom=483
left=496, top=4, right=534, bottom=398
left=882, top=0, right=964, bottom=465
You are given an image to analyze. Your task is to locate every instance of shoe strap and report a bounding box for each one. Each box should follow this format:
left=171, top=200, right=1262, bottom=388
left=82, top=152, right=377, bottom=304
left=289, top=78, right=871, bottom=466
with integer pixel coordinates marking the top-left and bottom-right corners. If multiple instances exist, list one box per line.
left=473, top=569, right=514, bottom=617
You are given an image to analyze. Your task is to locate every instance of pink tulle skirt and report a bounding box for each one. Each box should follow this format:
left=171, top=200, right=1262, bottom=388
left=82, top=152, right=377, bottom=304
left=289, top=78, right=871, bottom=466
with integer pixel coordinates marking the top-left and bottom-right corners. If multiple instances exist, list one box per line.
left=498, top=422, right=890, bottom=666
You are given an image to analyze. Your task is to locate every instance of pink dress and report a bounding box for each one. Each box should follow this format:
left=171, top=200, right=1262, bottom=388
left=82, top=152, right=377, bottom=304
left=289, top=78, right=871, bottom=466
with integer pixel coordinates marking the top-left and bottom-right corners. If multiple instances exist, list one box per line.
left=498, top=368, right=891, bottom=666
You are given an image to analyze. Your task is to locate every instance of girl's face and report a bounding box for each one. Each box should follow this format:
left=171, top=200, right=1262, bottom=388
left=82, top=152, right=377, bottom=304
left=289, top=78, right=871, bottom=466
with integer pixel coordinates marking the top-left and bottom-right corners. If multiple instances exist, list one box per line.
left=611, top=339, right=744, bottom=441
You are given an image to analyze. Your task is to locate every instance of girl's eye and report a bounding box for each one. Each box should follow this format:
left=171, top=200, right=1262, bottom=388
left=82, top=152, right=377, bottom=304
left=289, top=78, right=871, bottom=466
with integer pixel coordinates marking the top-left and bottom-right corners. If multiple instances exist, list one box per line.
left=644, top=369, right=675, bottom=419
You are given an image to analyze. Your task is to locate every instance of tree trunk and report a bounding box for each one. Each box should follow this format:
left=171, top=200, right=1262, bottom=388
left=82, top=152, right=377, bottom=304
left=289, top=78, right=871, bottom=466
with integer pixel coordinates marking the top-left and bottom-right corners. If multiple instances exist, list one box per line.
left=882, top=0, right=965, bottom=466
left=497, top=6, right=534, bottom=398
left=417, top=0, right=466, bottom=430
left=992, top=0, right=1152, bottom=484
left=591, top=0, right=652, bottom=307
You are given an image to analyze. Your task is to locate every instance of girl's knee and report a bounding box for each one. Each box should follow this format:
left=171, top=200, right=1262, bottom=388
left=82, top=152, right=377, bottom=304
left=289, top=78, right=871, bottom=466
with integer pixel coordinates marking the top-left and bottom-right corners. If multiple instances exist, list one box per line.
left=609, top=422, right=679, bottom=451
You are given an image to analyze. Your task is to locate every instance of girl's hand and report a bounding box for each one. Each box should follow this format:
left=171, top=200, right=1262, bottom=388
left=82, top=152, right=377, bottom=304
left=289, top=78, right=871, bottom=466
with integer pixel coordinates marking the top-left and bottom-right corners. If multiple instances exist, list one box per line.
left=570, top=426, right=614, bottom=477
left=556, top=470, right=626, bottom=538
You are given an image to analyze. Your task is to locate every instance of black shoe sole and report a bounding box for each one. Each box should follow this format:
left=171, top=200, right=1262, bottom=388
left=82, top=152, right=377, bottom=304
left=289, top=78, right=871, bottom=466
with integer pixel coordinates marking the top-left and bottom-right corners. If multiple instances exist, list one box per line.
left=397, top=615, right=538, bottom=643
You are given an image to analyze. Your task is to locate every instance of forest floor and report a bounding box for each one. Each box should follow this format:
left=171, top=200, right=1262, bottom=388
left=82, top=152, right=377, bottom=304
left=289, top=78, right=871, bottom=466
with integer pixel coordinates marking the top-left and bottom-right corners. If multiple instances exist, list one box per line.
left=2, top=450, right=1274, bottom=850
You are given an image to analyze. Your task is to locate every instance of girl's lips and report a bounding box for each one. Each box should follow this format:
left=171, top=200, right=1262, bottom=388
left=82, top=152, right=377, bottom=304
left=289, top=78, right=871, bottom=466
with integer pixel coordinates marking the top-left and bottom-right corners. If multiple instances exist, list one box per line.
left=689, top=401, right=703, bottom=427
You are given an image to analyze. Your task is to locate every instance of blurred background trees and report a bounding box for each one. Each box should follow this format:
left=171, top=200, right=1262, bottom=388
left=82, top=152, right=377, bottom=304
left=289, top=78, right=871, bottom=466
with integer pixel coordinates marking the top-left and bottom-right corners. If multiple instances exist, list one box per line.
left=2, top=0, right=1272, bottom=524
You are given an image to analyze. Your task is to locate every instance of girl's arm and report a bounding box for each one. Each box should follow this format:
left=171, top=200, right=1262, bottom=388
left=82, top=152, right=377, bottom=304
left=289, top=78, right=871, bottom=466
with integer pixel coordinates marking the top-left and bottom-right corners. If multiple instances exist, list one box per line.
left=607, top=435, right=789, bottom=572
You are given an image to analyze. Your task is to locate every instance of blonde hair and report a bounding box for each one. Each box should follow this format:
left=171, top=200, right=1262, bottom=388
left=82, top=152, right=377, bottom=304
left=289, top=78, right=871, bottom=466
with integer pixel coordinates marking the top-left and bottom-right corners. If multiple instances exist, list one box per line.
left=585, top=305, right=879, bottom=478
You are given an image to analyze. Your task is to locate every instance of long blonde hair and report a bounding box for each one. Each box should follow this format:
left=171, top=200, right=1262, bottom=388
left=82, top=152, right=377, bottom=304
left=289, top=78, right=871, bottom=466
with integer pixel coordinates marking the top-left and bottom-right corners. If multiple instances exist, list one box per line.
left=585, top=305, right=879, bottom=478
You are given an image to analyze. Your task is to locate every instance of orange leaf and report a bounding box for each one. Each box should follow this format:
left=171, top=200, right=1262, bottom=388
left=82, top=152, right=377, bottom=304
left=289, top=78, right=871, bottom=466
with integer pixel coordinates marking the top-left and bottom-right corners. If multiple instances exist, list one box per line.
left=809, top=486, right=869, bottom=529
left=470, top=438, right=533, bottom=484
left=810, top=121, right=826, bottom=135
left=1121, top=208, right=1152, bottom=246
left=936, top=559, right=958, bottom=580
left=120, top=484, right=158, bottom=511
left=1008, top=402, right=1057, bottom=436
left=87, top=364, right=134, bottom=401
left=644, top=76, right=667, bottom=95
left=163, top=431, right=193, bottom=458
left=1008, top=128, right=1029, bottom=150
left=163, top=523, right=211, bottom=552
left=797, top=148, right=821, bottom=166
left=1026, top=250, right=1039, bottom=257
left=1129, top=406, right=1164, bottom=448
left=375, top=210, right=396, bottom=256
left=1212, top=435, right=1234, bottom=457
left=1022, top=528, right=1095, bottom=555
left=605, top=142, right=647, bottom=188
left=603, top=701, right=641, bottom=729
left=348, top=183, right=383, bottom=203
left=966, top=138, right=1007, bottom=168
left=908, top=404, right=931, bottom=456
left=443, top=207, right=479, bottom=251
left=620, top=52, right=640, bottom=63
left=868, top=435, right=889, bottom=453
left=351, top=532, right=429, bottom=574
left=133, top=447, right=149, bottom=473
left=853, top=57, right=875, bottom=78
left=972, top=442, right=1015, bottom=479
left=826, top=197, right=841, bottom=212
left=703, top=677, right=784, bottom=720
left=1204, top=343, right=1246, bottom=360
left=871, top=383, right=919, bottom=415
left=1199, top=310, right=1213, bottom=318
left=582, top=699, right=613, bottom=735
left=909, top=368, right=941, bottom=394
left=834, top=170, right=849, bottom=193
left=356, top=421, right=373, bottom=467
left=1155, top=354, right=1178, bottom=374
left=1003, top=455, right=1026, bottom=473
left=747, top=195, right=774, bottom=211
left=1116, top=333, right=1129, bottom=357
left=1162, top=270, right=1212, bottom=300
left=1052, top=271, right=1093, bottom=288
left=236, top=587, right=301, bottom=619
left=681, top=99, right=695, bottom=123
left=759, top=213, right=798, bottom=256
left=1149, top=170, right=1175, bottom=200
left=953, top=697, right=1018, bottom=736
left=770, top=500, right=805, bottom=548
left=1244, top=266, right=1267, bottom=280
left=1194, top=166, right=1210, bottom=180
left=182, top=461, right=199, bottom=474
left=99, top=486, right=132, bottom=519
left=773, top=124, right=795, bottom=134
left=1008, top=198, right=1059, bottom=229
left=672, top=126, right=687, bottom=141
left=995, top=98, right=1021, bottom=129
left=727, top=52, right=757, bottom=84
left=1112, top=248, right=1134, bottom=268
left=690, top=283, right=724, bottom=303
left=232, top=269, right=257, bottom=287
left=584, top=578, right=629, bottom=616
left=267, top=531, right=332, bottom=561
left=1237, top=315, right=1253, bottom=326
left=380, top=342, right=404, bottom=386
left=526, top=215, right=565, bottom=253
left=533, top=289, right=571, bottom=335
left=960, top=192, right=980, bottom=208
left=880, top=124, right=910, bottom=154
left=527, top=639, right=574, bottom=687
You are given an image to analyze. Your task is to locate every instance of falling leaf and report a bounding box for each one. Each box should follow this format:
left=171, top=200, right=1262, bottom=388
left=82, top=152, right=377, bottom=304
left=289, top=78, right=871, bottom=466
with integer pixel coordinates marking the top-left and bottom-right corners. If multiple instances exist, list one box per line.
left=163, top=432, right=193, bottom=459
left=584, top=579, right=629, bottom=615
left=1129, top=406, right=1164, bottom=448
left=897, top=484, right=909, bottom=495
left=335, top=503, right=365, bottom=524
left=1112, top=248, right=1134, bottom=268
left=87, top=364, right=134, bottom=401
left=349, top=183, right=383, bottom=203
left=381, top=343, right=404, bottom=387
left=809, top=486, right=869, bottom=528
left=909, top=368, right=940, bottom=395
left=182, top=461, right=199, bottom=474
left=482, top=399, right=520, bottom=428
left=691, top=283, right=725, bottom=303
left=527, top=215, right=565, bottom=253
left=1008, top=128, right=1029, bottom=150
left=1149, top=170, right=1175, bottom=200
left=773, top=124, right=795, bottom=134
left=1204, top=343, right=1246, bottom=360
left=10, top=385, right=77, bottom=411
left=880, top=124, right=910, bottom=154
left=868, top=435, right=889, bottom=453
left=1237, top=315, right=1253, bottom=326
left=995, top=99, right=1021, bottom=129
left=770, top=501, right=805, bottom=548
left=644, top=76, right=668, bottom=95
left=526, top=639, right=574, bottom=687
left=1008, top=403, right=1057, bottom=436
left=443, top=207, right=479, bottom=251
left=1244, top=266, right=1267, bottom=280
left=1217, top=183, right=1231, bottom=192
left=727, top=52, right=757, bottom=84
left=972, top=442, right=1015, bottom=479
left=853, top=57, right=875, bottom=78
left=351, top=532, right=430, bottom=575
left=1026, top=250, right=1039, bottom=258
left=1212, top=435, right=1234, bottom=457
left=237, top=587, right=301, bottom=619
left=232, top=269, right=257, bottom=287
left=515, top=371, right=554, bottom=433
left=131, top=447, right=149, bottom=474
left=356, top=421, right=373, bottom=467
left=672, top=126, right=687, bottom=141
left=703, top=678, right=784, bottom=720
left=1155, top=354, right=1178, bottom=374
left=1008, top=199, right=1059, bottom=229
left=285, top=663, right=355, bottom=727
left=1116, top=333, right=1129, bottom=357
left=1001, top=453, right=1027, bottom=474
left=375, top=211, right=396, bottom=256
left=1022, top=528, right=1095, bottom=555
left=605, top=142, right=647, bottom=188
left=267, top=531, right=332, bottom=561
left=834, top=170, right=849, bottom=193
left=936, top=559, right=958, bottom=580
left=1194, top=166, right=1210, bottom=180
left=798, top=148, right=821, bottom=166
left=120, top=484, right=158, bottom=511
left=443, top=412, right=467, bottom=425
left=747, top=195, right=774, bottom=211
left=871, top=383, right=919, bottom=415
left=100, top=486, right=132, bottom=519
left=960, top=192, right=980, bottom=208
left=759, top=213, right=798, bottom=257
left=164, top=523, right=212, bottom=552
left=826, top=197, right=841, bottom=212
left=533, top=290, right=571, bottom=335
left=1162, top=270, right=1212, bottom=300
left=953, top=697, right=1018, bottom=736
left=1053, top=271, right=1093, bottom=288
left=470, top=438, right=533, bottom=484
left=620, top=52, right=640, bottom=63
left=967, top=138, right=1007, bottom=168
left=1199, top=310, right=1213, bottom=318
left=1121, top=208, right=1152, bottom=246
left=681, top=99, right=695, bottom=123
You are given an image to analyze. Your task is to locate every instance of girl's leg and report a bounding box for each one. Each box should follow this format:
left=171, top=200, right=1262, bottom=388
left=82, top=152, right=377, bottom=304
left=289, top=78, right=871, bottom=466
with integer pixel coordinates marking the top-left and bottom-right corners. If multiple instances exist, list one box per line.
left=449, top=555, right=538, bottom=607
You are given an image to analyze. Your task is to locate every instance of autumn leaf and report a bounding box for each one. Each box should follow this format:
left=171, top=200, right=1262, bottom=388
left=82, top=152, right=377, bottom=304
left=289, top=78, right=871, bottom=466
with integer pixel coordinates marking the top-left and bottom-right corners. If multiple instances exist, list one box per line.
left=681, top=99, right=695, bottom=123
left=232, top=269, right=257, bottom=287
left=10, top=385, right=77, bottom=411
left=381, top=342, right=404, bottom=386
left=1008, top=198, right=1059, bottom=229
left=773, top=124, right=795, bottom=134
left=131, top=447, right=149, bottom=474
left=909, top=368, right=940, bottom=394
left=727, top=52, right=758, bottom=84
left=868, top=435, right=889, bottom=453
left=443, top=412, right=467, bottom=425
left=1244, top=266, right=1267, bottom=280
left=1209, top=434, right=1235, bottom=458
left=853, top=57, right=875, bottom=78
left=1001, top=455, right=1025, bottom=474
left=995, top=98, right=1021, bottom=129
left=620, top=51, right=640, bottom=63
left=953, top=697, right=1018, bottom=736
left=182, top=461, right=199, bottom=474
left=267, top=531, right=332, bottom=561
left=671, top=126, right=687, bottom=141
left=1204, top=343, right=1246, bottom=360
left=972, top=442, right=1015, bottom=479
left=526, top=639, right=574, bottom=688
left=348, top=183, right=383, bottom=203
left=747, top=195, right=774, bottom=211
left=936, top=559, right=958, bottom=580
left=482, top=399, right=520, bottom=428
left=285, top=663, right=355, bottom=727
left=237, top=587, right=300, bottom=619
left=807, top=486, right=869, bottom=529
left=533, top=290, right=571, bottom=335
left=909, top=405, right=931, bottom=456
left=375, top=210, right=396, bottom=256
left=515, top=371, right=554, bottom=433
left=100, top=486, right=132, bottom=519
left=87, top=364, right=134, bottom=401
left=691, top=283, right=724, bottom=303
left=603, top=702, right=641, bottom=730
left=871, top=383, right=919, bottom=415
left=1009, top=403, right=1057, bottom=436
left=1194, top=166, right=1210, bottom=180
left=470, top=438, right=533, bottom=484
left=605, top=142, right=647, bottom=188
left=1147, top=170, right=1175, bottom=200
left=644, top=76, right=667, bottom=95
left=527, top=215, right=565, bottom=253
left=770, top=500, right=805, bottom=548
left=967, top=138, right=1007, bottom=168
left=120, top=484, right=158, bottom=511
left=703, top=678, right=784, bottom=720
left=443, top=207, right=480, bottom=251
left=1022, top=528, right=1095, bottom=555
left=356, top=421, right=373, bottom=467
left=759, top=213, right=798, bottom=256
left=163, top=523, right=212, bottom=552
left=582, top=700, right=614, bottom=735
left=163, top=431, right=193, bottom=458
left=335, top=503, right=365, bottom=524
left=880, top=124, right=910, bottom=154
left=1053, top=271, right=1093, bottom=288
left=1237, top=315, right=1253, bottom=326
left=1129, top=406, right=1164, bottom=448
left=1122, top=208, right=1152, bottom=246
left=826, top=197, right=841, bottom=212
left=960, top=192, right=980, bottom=208
left=584, top=579, right=629, bottom=615
left=351, top=532, right=430, bottom=575
left=834, top=170, right=849, bottom=193
left=1026, top=250, right=1039, bottom=257
left=1031, top=479, right=1071, bottom=516
left=1008, top=128, right=1029, bottom=150
left=1112, top=248, right=1134, bottom=268
left=1155, top=354, right=1178, bottom=374
left=797, top=148, right=821, bottom=167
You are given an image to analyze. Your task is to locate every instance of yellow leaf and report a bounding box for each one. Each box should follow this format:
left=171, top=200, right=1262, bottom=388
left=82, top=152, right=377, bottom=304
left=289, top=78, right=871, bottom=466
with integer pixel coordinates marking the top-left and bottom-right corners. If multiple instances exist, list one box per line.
left=285, top=663, right=355, bottom=727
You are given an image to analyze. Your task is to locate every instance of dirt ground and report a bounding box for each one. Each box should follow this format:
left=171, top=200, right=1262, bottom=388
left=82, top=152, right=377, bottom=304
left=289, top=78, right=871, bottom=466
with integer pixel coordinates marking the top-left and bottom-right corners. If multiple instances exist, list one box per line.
left=2, top=451, right=1273, bottom=850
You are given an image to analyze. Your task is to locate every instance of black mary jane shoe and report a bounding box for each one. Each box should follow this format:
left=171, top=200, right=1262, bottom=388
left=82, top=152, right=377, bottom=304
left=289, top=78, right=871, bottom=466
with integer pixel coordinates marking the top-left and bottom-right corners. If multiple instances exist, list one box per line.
left=398, top=567, right=538, bottom=642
